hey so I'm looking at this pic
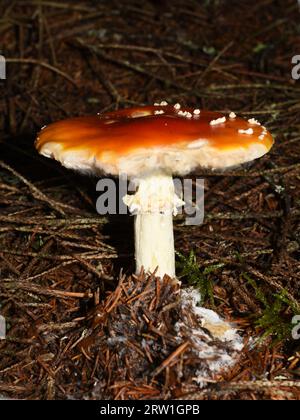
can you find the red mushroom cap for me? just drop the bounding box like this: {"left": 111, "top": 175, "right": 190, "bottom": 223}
{"left": 36, "top": 105, "right": 274, "bottom": 176}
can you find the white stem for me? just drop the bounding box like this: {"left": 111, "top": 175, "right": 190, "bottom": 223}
{"left": 123, "top": 172, "right": 184, "bottom": 278}
{"left": 135, "top": 212, "right": 175, "bottom": 278}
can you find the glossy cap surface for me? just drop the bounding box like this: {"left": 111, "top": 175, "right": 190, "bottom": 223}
{"left": 36, "top": 105, "right": 274, "bottom": 176}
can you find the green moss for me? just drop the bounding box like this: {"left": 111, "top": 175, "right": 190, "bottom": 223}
{"left": 176, "top": 250, "right": 224, "bottom": 305}
{"left": 243, "top": 273, "right": 300, "bottom": 344}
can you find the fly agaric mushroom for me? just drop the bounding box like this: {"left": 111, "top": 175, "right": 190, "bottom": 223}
{"left": 35, "top": 105, "right": 274, "bottom": 278}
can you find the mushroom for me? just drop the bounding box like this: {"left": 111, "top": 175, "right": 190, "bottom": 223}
{"left": 35, "top": 105, "right": 274, "bottom": 278}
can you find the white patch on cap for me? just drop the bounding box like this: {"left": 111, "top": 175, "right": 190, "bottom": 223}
{"left": 259, "top": 126, "right": 268, "bottom": 140}
{"left": 154, "top": 102, "right": 160, "bottom": 106}
{"left": 177, "top": 110, "right": 193, "bottom": 119}
{"left": 248, "top": 118, "right": 261, "bottom": 125}
{"left": 160, "top": 101, "right": 168, "bottom": 106}
{"left": 210, "top": 117, "right": 226, "bottom": 126}
{"left": 187, "top": 139, "right": 208, "bottom": 149}
{"left": 229, "top": 112, "right": 236, "bottom": 119}
{"left": 154, "top": 110, "right": 165, "bottom": 115}
{"left": 174, "top": 103, "right": 181, "bottom": 110}
{"left": 41, "top": 125, "right": 47, "bottom": 130}
{"left": 238, "top": 128, "right": 254, "bottom": 135}
{"left": 193, "top": 109, "right": 201, "bottom": 115}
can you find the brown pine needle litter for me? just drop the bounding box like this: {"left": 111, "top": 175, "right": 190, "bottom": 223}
{"left": 0, "top": 270, "right": 242, "bottom": 400}
{"left": 0, "top": 0, "right": 300, "bottom": 400}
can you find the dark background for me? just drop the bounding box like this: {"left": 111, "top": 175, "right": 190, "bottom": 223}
{"left": 0, "top": 0, "right": 299, "bottom": 400}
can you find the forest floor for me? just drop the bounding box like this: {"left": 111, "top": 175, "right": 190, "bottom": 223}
{"left": 0, "top": 0, "right": 300, "bottom": 400}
